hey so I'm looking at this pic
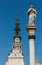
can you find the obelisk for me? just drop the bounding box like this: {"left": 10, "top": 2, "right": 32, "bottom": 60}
{"left": 26, "top": 4, "right": 37, "bottom": 65}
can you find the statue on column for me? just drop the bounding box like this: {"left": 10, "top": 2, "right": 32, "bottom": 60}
{"left": 28, "top": 4, "right": 37, "bottom": 25}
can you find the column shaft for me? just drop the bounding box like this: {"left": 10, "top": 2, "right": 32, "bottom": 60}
{"left": 29, "top": 38, "right": 35, "bottom": 65}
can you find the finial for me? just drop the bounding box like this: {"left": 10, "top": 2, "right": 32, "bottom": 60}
{"left": 14, "top": 18, "right": 21, "bottom": 39}
{"left": 30, "top": 4, "right": 34, "bottom": 8}
{"left": 16, "top": 12, "right": 19, "bottom": 24}
{"left": 16, "top": 18, "right": 19, "bottom": 25}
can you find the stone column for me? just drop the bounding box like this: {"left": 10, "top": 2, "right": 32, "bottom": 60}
{"left": 26, "top": 4, "right": 37, "bottom": 65}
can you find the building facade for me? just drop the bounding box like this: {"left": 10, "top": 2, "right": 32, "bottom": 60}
{"left": 6, "top": 19, "right": 24, "bottom": 65}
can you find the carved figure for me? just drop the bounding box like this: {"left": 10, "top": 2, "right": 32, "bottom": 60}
{"left": 29, "top": 10, "right": 36, "bottom": 25}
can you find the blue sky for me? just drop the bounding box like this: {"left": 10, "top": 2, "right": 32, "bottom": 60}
{"left": 0, "top": 0, "right": 42, "bottom": 65}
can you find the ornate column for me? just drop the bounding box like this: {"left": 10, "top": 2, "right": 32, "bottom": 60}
{"left": 26, "top": 5, "right": 37, "bottom": 65}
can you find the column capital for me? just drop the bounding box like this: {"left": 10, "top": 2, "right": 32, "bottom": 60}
{"left": 26, "top": 25, "right": 37, "bottom": 39}
{"left": 26, "top": 25, "right": 37, "bottom": 31}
